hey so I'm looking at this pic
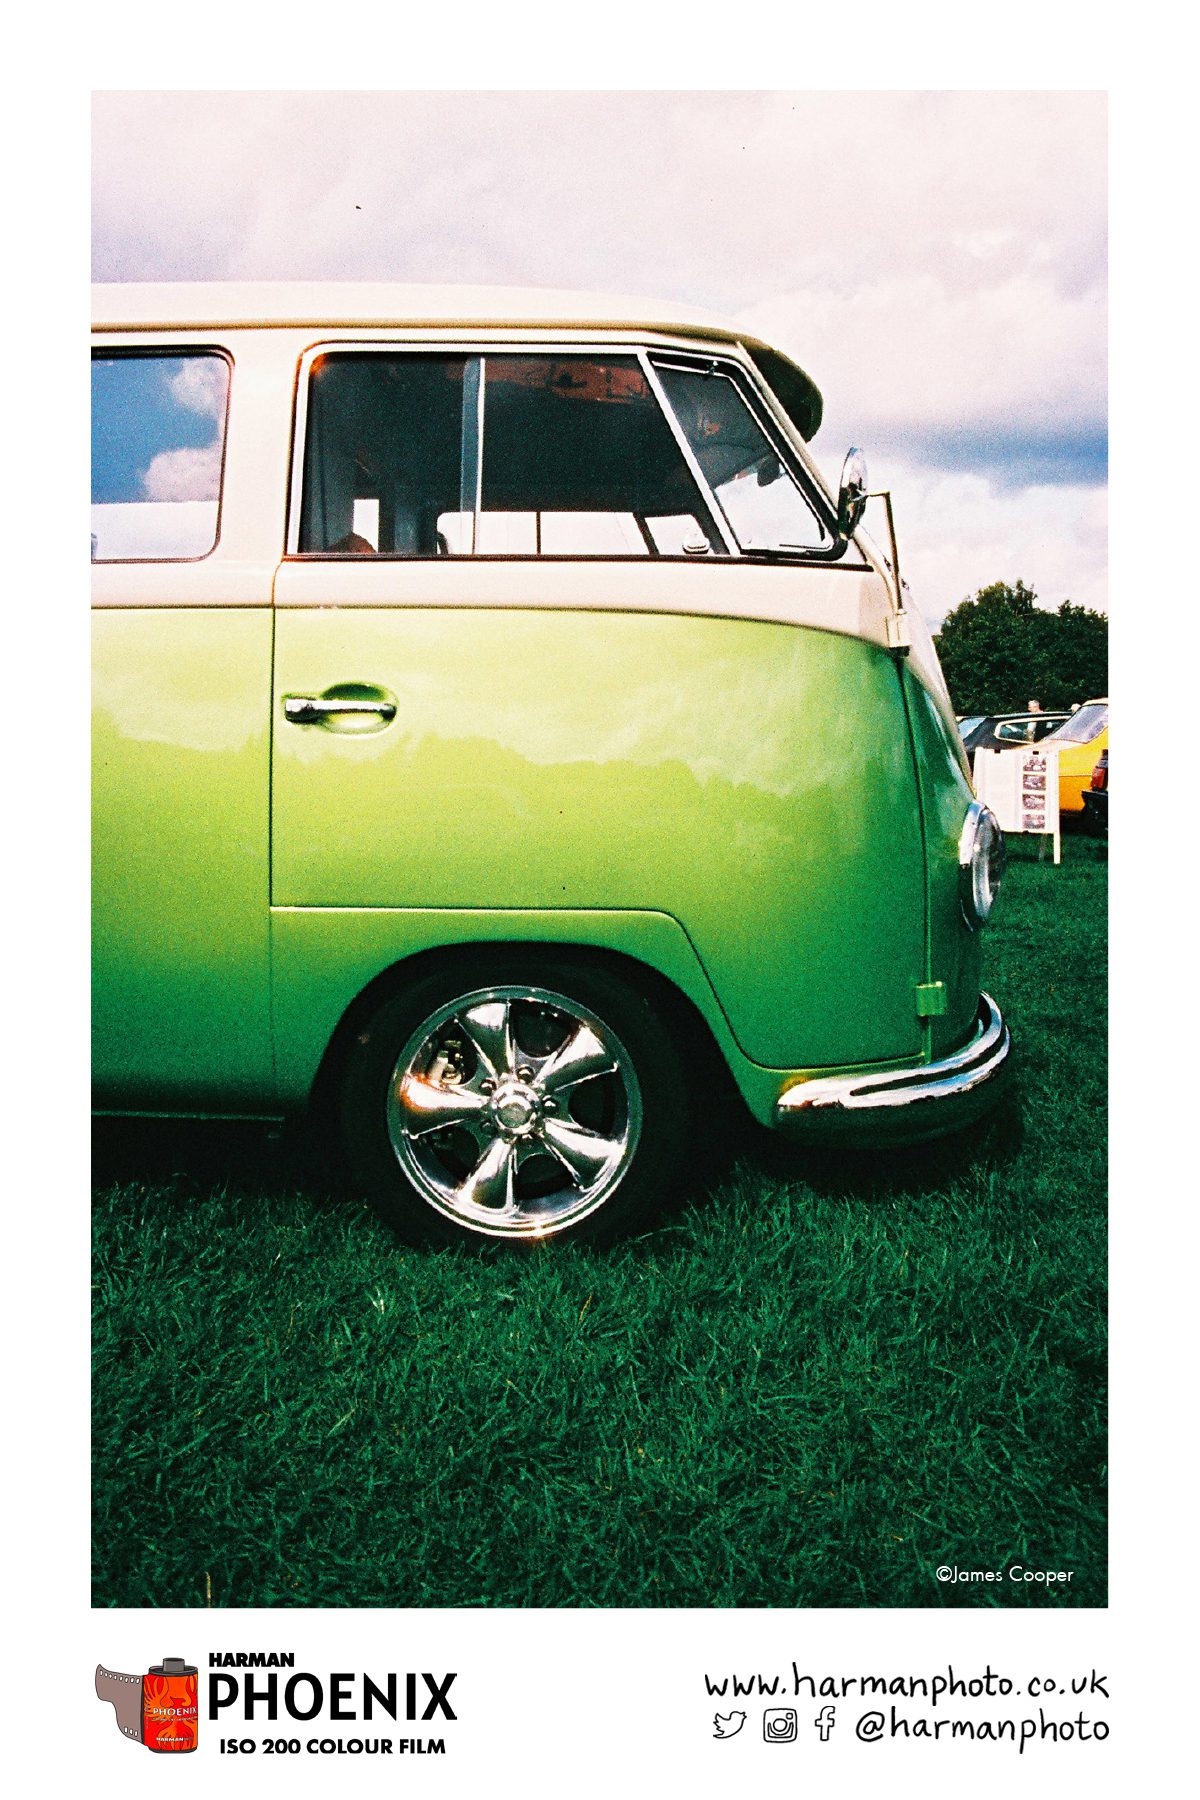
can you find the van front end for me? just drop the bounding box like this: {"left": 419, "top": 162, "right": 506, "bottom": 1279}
{"left": 770, "top": 640, "right": 1012, "bottom": 1146}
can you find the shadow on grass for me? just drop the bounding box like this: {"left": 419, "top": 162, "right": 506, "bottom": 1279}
{"left": 93, "top": 1070, "right": 1027, "bottom": 1256}
{"left": 92, "top": 1113, "right": 346, "bottom": 1206}
{"left": 696, "top": 1081, "right": 1025, "bottom": 1203}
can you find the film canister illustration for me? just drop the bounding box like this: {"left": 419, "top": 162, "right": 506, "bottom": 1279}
{"left": 96, "top": 1658, "right": 198, "bottom": 1753}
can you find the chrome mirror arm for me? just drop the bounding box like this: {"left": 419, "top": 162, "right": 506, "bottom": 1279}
{"left": 859, "top": 487, "right": 910, "bottom": 653}
{"left": 863, "top": 488, "right": 902, "bottom": 614}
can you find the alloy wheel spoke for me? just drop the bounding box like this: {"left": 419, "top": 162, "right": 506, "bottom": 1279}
{"left": 458, "top": 1134, "right": 519, "bottom": 1213}
{"left": 540, "top": 1115, "right": 622, "bottom": 1186}
{"left": 457, "top": 1000, "right": 516, "bottom": 1081}
{"left": 397, "top": 1073, "right": 489, "bottom": 1138}
{"left": 534, "top": 1022, "right": 618, "bottom": 1096}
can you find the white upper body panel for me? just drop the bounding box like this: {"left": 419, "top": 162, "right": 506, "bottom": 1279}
{"left": 92, "top": 281, "right": 746, "bottom": 338}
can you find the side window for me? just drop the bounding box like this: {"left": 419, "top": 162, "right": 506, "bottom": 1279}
{"left": 91, "top": 352, "right": 230, "bottom": 561}
{"left": 653, "top": 362, "right": 829, "bottom": 554}
{"left": 296, "top": 351, "right": 725, "bottom": 557}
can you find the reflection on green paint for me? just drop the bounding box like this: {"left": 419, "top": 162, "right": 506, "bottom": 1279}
{"left": 92, "top": 608, "right": 272, "bottom": 1106}
{"left": 272, "top": 610, "right": 929, "bottom": 1070}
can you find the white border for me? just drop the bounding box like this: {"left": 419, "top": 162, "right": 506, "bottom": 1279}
{"left": 7, "top": 25, "right": 1189, "bottom": 1796}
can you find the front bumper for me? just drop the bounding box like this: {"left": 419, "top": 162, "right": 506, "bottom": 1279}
{"left": 774, "top": 993, "right": 1011, "bottom": 1144}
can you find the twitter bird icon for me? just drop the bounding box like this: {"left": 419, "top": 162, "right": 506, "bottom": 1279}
{"left": 713, "top": 1711, "right": 746, "bottom": 1739}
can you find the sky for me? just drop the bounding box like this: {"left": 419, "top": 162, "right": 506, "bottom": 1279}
{"left": 91, "top": 90, "right": 1106, "bottom": 624}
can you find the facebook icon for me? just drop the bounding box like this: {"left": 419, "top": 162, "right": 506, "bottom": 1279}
{"left": 814, "top": 1705, "right": 836, "bottom": 1741}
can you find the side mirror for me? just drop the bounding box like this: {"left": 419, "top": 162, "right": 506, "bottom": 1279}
{"left": 837, "top": 447, "right": 868, "bottom": 539}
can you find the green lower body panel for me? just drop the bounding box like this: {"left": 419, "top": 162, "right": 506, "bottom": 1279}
{"left": 92, "top": 608, "right": 273, "bottom": 1109}
{"left": 269, "top": 905, "right": 925, "bottom": 1128}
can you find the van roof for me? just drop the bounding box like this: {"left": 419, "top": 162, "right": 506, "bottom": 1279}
{"left": 92, "top": 279, "right": 744, "bottom": 335}
{"left": 91, "top": 281, "right": 824, "bottom": 438}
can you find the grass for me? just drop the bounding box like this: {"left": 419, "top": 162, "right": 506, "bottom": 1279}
{"left": 92, "top": 836, "right": 1106, "bottom": 1609}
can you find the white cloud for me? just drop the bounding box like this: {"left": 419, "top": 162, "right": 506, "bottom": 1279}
{"left": 740, "top": 271, "right": 1105, "bottom": 454}
{"left": 141, "top": 444, "right": 222, "bottom": 503}
{"left": 813, "top": 450, "right": 1108, "bottom": 625}
{"left": 168, "top": 357, "right": 226, "bottom": 418}
{"left": 91, "top": 92, "right": 1106, "bottom": 310}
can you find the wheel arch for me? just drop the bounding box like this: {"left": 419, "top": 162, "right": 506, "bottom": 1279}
{"left": 304, "top": 937, "right": 740, "bottom": 1129}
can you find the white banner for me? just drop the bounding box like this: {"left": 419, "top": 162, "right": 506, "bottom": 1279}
{"left": 974, "top": 747, "right": 1061, "bottom": 864}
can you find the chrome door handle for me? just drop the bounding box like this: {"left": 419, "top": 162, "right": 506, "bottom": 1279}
{"left": 284, "top": 695, "right": 397, "bottom": 725}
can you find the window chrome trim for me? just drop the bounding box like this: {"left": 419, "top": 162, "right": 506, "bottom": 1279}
{"left": 636, "top": 352, "right": 739, "bottom": 557}
{"left": 648, "top": 350, "right": 842, "bottom": 558}
{"left": 462, "top": 354, "right": 485, "bottom": 554}
{"left": 280, "top": 550, "right": 873, "bottom": 569}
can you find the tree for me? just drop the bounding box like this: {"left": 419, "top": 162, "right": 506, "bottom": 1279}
{"left": 934, "top": 581, "right": 1108, "bottom": 716}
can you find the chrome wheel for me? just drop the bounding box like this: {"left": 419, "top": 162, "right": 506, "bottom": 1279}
{"left": 385, "top": 985, "right": 643, "bottom": 1239}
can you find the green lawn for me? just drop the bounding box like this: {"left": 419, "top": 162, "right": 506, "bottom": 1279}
{"left": 92, "top": 838, "right": 1107, "bottom": 1609}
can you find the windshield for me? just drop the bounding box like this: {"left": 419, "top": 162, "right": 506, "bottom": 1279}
{"left": 1045, "top": 701, "right": 1108, "bottom": 747}
{"left": 957, "top": 717, "right": 985, "bottom": 737}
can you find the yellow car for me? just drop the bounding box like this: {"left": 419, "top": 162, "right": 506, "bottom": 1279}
{"left": 1042, "top": 698, "right": 1109, "bottom": 815}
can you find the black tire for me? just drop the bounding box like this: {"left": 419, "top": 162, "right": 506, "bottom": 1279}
{"left": 339, "top": 950, "right": 693, "bottom": 1247}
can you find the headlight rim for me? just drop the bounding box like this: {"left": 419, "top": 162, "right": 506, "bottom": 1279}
{"left": 958, "top": 800, "right": 1005, "bottom": 931}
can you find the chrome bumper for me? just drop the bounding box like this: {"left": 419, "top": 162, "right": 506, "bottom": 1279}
{"left": 774, "top": 994, "right": 1011, "bottom": 1142}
